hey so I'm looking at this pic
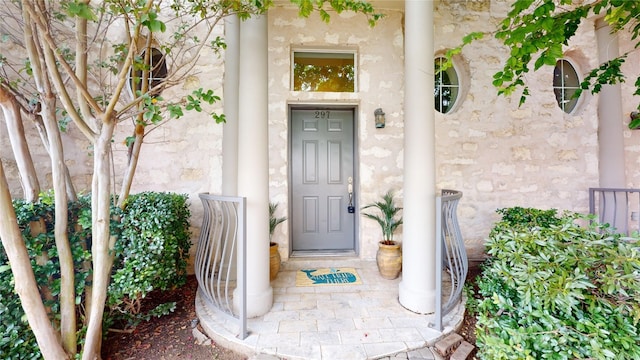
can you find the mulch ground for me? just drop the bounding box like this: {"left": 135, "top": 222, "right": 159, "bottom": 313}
{"left": 102, "top": 275, "right": 246, "bottom": 360}
{"left": 458, "top": 261, "right": 483, "bottom": 360}
{"left": 103, "top": 265, "right": 484, "bottom": 360}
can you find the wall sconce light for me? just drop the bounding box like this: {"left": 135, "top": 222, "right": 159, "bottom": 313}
{"left": 374, "top": 108, "right": 385, "bottom": 128}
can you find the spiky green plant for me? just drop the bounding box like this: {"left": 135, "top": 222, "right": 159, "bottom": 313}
{"left": 269, "top": 202, "right": 287, "bottom": 243}
{"left": 362, "top": 190, "right": 403, "bottom": 244}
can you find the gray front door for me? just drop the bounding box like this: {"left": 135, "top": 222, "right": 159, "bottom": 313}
{"left": 290, "top": 108, "right": 356, "bottom": 253}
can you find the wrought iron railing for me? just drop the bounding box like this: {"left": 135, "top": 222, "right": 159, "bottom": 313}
{"left": 589, "top": 188, "right": 640, "bottom": 236}
{"left": 435, "top": 189, "right": 467, "bottom": 331}
{"left": 194, "top": 193, "right": 247, "bottom": 339}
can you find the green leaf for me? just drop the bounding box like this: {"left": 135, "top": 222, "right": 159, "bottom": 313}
{"left": 66, "top": 1, "right": 97, "bottom": 21}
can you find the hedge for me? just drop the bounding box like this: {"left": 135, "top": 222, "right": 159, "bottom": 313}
{"left": 476, "top": 207, "right": 640, "bottom": 359}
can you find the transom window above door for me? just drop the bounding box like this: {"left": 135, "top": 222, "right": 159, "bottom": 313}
{"left": 292, "top": 50, "right": 356, "bottom": 92}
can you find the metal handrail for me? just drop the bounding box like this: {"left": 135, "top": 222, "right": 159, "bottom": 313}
{"left": 435, "top": 189, "right": 467, "bottom": 331}
{"left": 589, "top": 188, "right": 640, "bottom": 236}
{"left": 194, "top": 193, "right": 247, "bottom": 339}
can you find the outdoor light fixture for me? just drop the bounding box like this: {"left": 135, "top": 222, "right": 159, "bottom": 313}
{"left": 374, "top": 108, "right": 385, "bottom": 128}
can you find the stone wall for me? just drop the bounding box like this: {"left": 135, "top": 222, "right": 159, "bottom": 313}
{"left": 3, "top": 1, "right": 640, "bottom": 267}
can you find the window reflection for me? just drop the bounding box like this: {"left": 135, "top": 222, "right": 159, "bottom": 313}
{"left": 293, "top": 52, "right": 355, "bottom": 92}
{"left": 435, "top": 57, "right": 459, "bottom": 113}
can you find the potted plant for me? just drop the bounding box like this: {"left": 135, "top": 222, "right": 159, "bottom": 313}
{"left": 269, "top": 202, "right": 287, "bottom": 281}
{"left": 362, "top": 190, "right": 403, "bottom": 279}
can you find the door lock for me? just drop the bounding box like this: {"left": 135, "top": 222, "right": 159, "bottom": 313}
{"left": 347, "top": 177, "right": 355, "bottom": 213}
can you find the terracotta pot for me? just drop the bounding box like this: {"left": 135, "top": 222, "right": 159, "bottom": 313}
{"left": 376, "top": 241, "right": 402, "bottom": 279}
{"left": 269, "top": 243, "right": 281, "bottom": 281}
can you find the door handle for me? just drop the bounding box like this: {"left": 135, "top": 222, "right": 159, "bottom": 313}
{"left": 347, "top": 177, "right": 355, "bottom": 213}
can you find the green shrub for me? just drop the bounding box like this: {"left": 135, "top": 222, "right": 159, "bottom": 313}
{"left": 107, "top": 192, "right": 191, "bottom": 327}
{"left": 476, "top": 208, "right": 640, "bottom": 359}
{"left": 0, "top": 191, "right": 191, "bottom": 358}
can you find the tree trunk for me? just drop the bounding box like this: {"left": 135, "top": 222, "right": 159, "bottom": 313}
{"left": 117, "top": 125, "right": 144, "bottom": 208}
{"left": 27, "top": 112, "right": 78, "bottom": 202}
{"left": 82, "top": 120, "right": 117, "bottom": 360}
{"left": 40, "top": 93, "right": 77, "bottom": 355}
{"left": 0, "top": 161, "right": 69, "bottom": 360}
{"left": 0, "top": 87, "right": 40, "bottom": 202}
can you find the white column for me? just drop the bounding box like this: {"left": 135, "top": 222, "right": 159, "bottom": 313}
{"left": 222, "top": 15, "right": 240, "bottom": 196}
{"left": 237, "top": 14, "right": 273, "bottom": 317}
{"left": 595, "top": 19, "right": 627, "bottom": 231}
{"left": 595, "top": 19, "right": 626, "bottom": 188}
{"left": 399, "top": 1, "right": 436, "bottom": 314}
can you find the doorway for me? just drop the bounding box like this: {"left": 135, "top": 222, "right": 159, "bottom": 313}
{"left": 289, "top": 107, "right": 357, "bottom": 255}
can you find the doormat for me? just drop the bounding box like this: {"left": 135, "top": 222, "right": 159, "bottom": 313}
{"left": 295, "top": 267, "right": 362, "bottom": 287}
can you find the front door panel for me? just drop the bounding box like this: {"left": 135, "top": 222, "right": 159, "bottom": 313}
{"left": 291, "top": 109, "right": 355, "bottom": 252}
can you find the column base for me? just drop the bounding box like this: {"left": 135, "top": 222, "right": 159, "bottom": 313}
{"left": 398, "top": 280, "right": 435, "bottom": 314}
{"left": 235, "top": 286, "right": 273, "bottom": 318}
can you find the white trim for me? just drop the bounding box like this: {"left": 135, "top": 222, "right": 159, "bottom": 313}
{"left": 554, "top": 57, "right": 584, "bottom": 115}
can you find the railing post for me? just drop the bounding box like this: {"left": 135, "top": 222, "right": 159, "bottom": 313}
{"left": 435, "top": 195, "right": 443, "bottom": 331}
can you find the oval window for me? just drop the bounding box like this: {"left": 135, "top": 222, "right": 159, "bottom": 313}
{"left": 553, "top": 59, "right": 581, "bottom": 114}
{"left": 129, "top": 47, "right": 167, "bottom": 97}
{"left": 434, "top": 56, "right": 460, "bottom": 114}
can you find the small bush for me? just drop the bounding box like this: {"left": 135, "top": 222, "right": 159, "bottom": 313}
{"left": 476, "top": 208, "right": 640, "bottom": 359}
{"left": 107, "top": 192, "right": 191, "bottom": 327}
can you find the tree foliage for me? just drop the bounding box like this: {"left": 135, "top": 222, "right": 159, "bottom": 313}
{"left": 454, "top": 0, "right": 640, "bottom": 114}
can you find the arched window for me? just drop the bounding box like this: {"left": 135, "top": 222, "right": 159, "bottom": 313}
{"left": 434, "top": 56, "right": 460, "bottom": 114}
{"left": 553, "top": 59, "right": 581, "bottom": 114}
{"left": 129, "top": 47, "right": 167, "bottom": 97}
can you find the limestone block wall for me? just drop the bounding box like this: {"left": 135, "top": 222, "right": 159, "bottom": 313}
{"left": 434, "top": 1, "right": 601, "bottom": 255}
{"left": 268, "top": 6, "right": 406, "bottom": 260}
{"left": 4, "top": 0, "right": 640, "bottom": 268}
{"left": 268, "top": 1, "right": 607, "bottom": 261}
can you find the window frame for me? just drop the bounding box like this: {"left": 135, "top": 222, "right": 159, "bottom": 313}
{"left": 553, "top": 58, "right": 583, "bottom": 114}
{"left": 128, "top": 47, "right": 167, "bottom": 99}
{"left": 434, "top": 56, "right": 461, "bottom": 114}
{"left": 290, "top": 48, "right": 358, "bottom": 93}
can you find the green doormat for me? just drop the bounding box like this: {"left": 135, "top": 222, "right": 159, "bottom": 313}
{"left": 295, "top": 267, "right": 362, "bottom": 286}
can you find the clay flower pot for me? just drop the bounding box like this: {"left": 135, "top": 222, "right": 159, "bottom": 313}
{"left": 376, "top": 241, "right": 402, "bottom": 280}
{"left": 269, "top": 242, "right": 281, "bottom": 281}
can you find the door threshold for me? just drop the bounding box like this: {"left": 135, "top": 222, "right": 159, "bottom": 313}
{"left": 290, "top": 250, "right": 357, "bottom": 258}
